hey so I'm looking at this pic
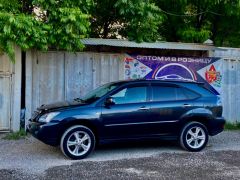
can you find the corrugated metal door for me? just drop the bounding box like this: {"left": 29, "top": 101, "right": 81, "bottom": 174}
{"left": 221, "top": 59, "right": 240, "bottom": 123}
{"left": 0, "top": 74, "right": 11, "bottom": 130}
{"left": 32, "top": 52, "right": 65, "bottom": 111}
{"left": 0, "top": 55, "right": 12, "bottom": 131}
{"left": 31, "top": 52, "right": 124, "bottom": 111}
{"left": 214, "top": 49, "right": 240, "bottom": 122}
{"left": 65, "top": 52, "right": 124, "bottom": 100}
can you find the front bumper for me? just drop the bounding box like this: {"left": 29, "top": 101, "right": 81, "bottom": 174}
{"left": 27, "top": 120, "right": 61, "bottom": 146}
{"left": 208, "top": 117, "right": 226, "bottom": 136}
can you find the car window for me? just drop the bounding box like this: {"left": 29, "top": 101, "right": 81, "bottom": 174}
{"left": 81, "top": 82, "right": 121, "bottom": 103}
{"left": 176, "top": 88, "right": 199, "bottom": 100}
{"left": 152, "top": 86, "right": 177, "bottom": 101}
{"left": 152, "top": 86, "right": 199, "bottom": 102}
{"left": 111, "top": 86, "right": 147, "bottom": 104}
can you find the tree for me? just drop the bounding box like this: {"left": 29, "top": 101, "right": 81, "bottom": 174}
{"left": 0, "top": 0, "right": 91, "bottom": 61}
{"left": 155, "top": 0, "right": 240, "bottom": 46}
{"left": 89, "top": 0, "right": 163, "bottom": 42}
{"left": 1, "top": 0, "right": 240, "bottom": 61}
{"left": 0, "top": 0, "right": 163, "bottom": 61}
{"left": 89, "top": 0, "right": 240, "bottom": 46}
{"left": 114, "top": 0, "right": 163, "bottom": 42}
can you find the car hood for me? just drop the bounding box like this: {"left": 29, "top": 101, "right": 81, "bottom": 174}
{"left": 37, "top": 100, "right": 86, "bottom": 111}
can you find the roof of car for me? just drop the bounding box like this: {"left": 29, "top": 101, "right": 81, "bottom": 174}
{"left": 113, "top": 79, "right": 204, "bottom": 85}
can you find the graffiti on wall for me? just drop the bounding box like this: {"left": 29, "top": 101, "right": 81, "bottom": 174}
{"left": 124, "top": 54, "right": 222, "bottom": 95}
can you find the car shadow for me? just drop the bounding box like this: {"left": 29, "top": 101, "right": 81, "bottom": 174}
{"left": 95, "top": 139, "right": 180, "bottom": 151}
{"left": 82, "top": 139, "right": 184, "bottom": 161}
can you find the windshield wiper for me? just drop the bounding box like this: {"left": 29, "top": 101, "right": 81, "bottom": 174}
{"left": 73, "top": 98, "right": 85, "bottom": 103}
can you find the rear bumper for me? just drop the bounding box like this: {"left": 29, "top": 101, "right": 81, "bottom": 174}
{"left": 208, "top": 117, "right": 225, "bottom": 136}
{"left": 26, "top": 120, "right": 60, "bottom": 146}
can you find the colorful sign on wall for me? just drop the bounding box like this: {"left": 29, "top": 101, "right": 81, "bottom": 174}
{"left": 124, "top": 54, "right": 223, "bottom": 95}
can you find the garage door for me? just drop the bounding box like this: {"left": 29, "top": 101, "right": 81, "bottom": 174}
{"left": 0, "top": 75, "right": 11, "bottom": 130}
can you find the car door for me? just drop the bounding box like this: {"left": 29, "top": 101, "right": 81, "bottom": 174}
{"left": 147, "top": 83, "right": 199, "bottom": 136}
{"left": 100, "top": 83, "right": 151, "bottom": 139}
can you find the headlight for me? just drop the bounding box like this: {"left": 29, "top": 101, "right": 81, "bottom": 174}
{"left": 38, "top": 112, "right": 60, "bottom": 123}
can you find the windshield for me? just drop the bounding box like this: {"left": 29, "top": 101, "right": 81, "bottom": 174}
{"left": 80, "top": 82, "right": 120, "bottom": 103}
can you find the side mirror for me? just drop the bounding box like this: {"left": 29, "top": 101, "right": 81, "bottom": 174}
{"left": 104, "top": 97, "right": 115, "bottom": 106}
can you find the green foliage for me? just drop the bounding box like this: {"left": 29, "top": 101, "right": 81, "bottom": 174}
{"left": 0, "top": 13, "right": 48, "bottom": 61}
{"left": 3, "top": 128, "right": 27, "bottom": 140}
{"left": 115, "top": 0, "right": 163, "bottom": 42}
{"left": 0, "top": 0, "right": 90, "bottom": 61}
{"left": 155, "top": 0, "right": 240, "bottom": 45}
{"left": 1, "top": 0, "right": 240, "bottom": 61}
{"left": 224, "top": 122, "right": 240, "bottom": 130}
{"left": 33, "top": 0, "right": 92, "bottom": 51}
{"left": 89, "top": 0, "right": 163, "bottom": 42}
{"left": 90, "top": 0, "right": 240, "bottom": 46}
{"left": 178, "top": 28, "right": 211, "bottom": 43}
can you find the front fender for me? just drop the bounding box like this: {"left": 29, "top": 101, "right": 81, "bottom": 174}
{"left": 50, "top": 106, "right": 102, "bottom": 142}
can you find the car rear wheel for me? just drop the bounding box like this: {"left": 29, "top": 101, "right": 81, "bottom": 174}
{"left": 60, "top": 125, "right": 95, "bottom": 160}
{"left": 180, "top": 122, "right": 208, "bottom": 152}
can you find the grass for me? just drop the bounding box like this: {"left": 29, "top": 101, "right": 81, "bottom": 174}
{"left": 3, "top": 128, "right": 27, "bottom": 140}
{"left": 224, "top": 122, "right": 240, "bottom": 130}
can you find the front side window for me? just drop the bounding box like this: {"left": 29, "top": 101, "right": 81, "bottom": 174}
{"left": 81, "top": 82, "right": 122, "bottom": 103}
{"left": 111, "top": 86, "right": 147, "bottom": 104}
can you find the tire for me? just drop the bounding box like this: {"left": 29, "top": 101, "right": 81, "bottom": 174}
{"left": 179, "top": 121, "right": 208, "bottom": 152}
{"left": 60, "top": 125, "right": 95, "bottom": 160}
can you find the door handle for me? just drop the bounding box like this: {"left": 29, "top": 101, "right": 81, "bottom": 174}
{"left": 139, "top": 106, "right": 149, "bottom": 110}
{"left": 183, "top": 104, "right": 192, "bottom": 107}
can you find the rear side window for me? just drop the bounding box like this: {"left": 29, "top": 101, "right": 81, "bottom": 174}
{"left": 197, "top": 84, "right": 216, "bottom": 96}
{"left": 176, "top": 88, "right": 199, "bottom": 100}
{"left": 152, "top": 86, "right": 176, "bottom": 101}
{"left": 152, "top": 86, "right": 199, "bottom": 102}
{"left": 181, "top": 83, "right": 215, "bottom": 97}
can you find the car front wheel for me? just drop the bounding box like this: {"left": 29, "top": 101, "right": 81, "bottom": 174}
{"left": 60, "top": 125, "right": 95, "bottom": 160}
{"left": 180, "top": 122, "right": 208, "bottom": 152}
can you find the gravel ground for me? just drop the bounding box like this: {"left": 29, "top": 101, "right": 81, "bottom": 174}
{"left": 0, "top": 131, "right": 240, "bottom": 179}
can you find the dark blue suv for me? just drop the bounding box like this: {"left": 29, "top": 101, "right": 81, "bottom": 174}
{"left": 27, "top": 80, "right": 225, "bottom": 159}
